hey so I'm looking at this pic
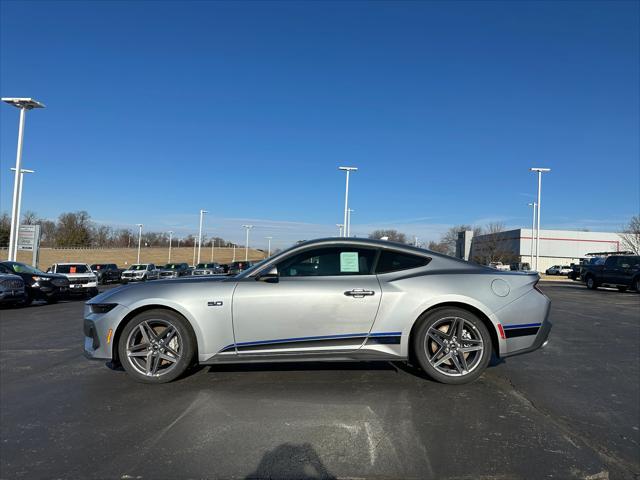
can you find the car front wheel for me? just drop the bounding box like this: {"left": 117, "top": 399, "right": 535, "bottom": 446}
{"left": 413, "top": 307, "right": 492, "bottom": 385}
{"left": 586, "top": 276, "right": 598, "bottom": 290}
{"left": 118, "top": 309, "right": 195, "bottom": 384}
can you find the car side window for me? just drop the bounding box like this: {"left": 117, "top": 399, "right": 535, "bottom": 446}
{"left": 376, "top": 250, "right": 431, "bottom": 274}
{"left": 278, "top": 247, "right": 376, "bottom": 277}
{"left": 604, "top": 257, "right": 617, "bottom": 267}
{"left": 617, "top": 257, "right": 631, "bottom": 268}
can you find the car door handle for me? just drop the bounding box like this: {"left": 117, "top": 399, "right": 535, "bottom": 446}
{"left": 344, "top": 289, "right": 375, "bottom": 298}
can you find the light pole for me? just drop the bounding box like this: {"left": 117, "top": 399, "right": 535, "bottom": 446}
{"left": 414, "top": 236, "right": 419, "bottom": 247}
{"left": 210, "top": 238, "right": 215, "bottom": 262}
{"left": 336, "top": 224, "right": 343, "bottom": 237}
{"left": 232, "top": 244, "right": 236, "bottom": 262}
{"left": 197, "top": 209, "right": 208, "bottom": 265}
{"left": 530, "top": 167, "right": 551, "bottom": 272}
{"left": 167, "top": 231, "right": 174, "bottom": 263}
{"left": 265, "top": 236, "right": 272, "bottom": 257}
{"left": 242, "top": 225, "right": 254, "bottom": 261}
{"left": 9, "top": 167, "right": 35, "bottom": 259}
{"left": 136, "top": 224, "right": 143, "bottom": 264}
{"left": 347, "top": 209, "right": 354, "bottom": 237}
{"left": 528, "top": 202, "right": 537, "bottom": 268}
{"left": 338, "top": 166, "right": 357, "bottom": 237}
{"left": 2, "top": 98, "right": 45, "bottom": 261}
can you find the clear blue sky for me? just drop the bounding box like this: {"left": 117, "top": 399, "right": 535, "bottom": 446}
{"left": 1, "top": 0, "right": 638, "bottom": 248}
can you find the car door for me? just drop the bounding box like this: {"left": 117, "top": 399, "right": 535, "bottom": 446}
{"left": 231, "top": 246, "right": 381, "bottom": 354}
{"left": 616, "top": 256, "right": 636, "bottom": 286}
{"left": 602, "top": 256, "right": 619, "bottom": 284}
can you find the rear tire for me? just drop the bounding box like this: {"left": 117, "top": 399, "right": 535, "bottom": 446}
{"left": 413, "top": 307, "right": 492, "bottom": 385}
{"left": 634, "top": 278, "right": 640, "bottom": 293}
{"left": 118, "top": 309, "right": 196, "bottom": 384}
{"left": 617, "top": 286, "right": 628, "bottom": 293}
{"left": 585, "top": 276, "right": 598, "bottom": 290}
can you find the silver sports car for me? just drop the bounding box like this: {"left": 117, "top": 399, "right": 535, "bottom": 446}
{"left": 84, "top": 238, "right": 551, "bottom": 384}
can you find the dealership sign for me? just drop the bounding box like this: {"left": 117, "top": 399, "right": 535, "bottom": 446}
{"left": 17, "top": 225, "right": 41, "bottom": 267}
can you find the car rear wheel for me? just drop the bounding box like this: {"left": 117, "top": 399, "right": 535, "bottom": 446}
{"left": 634, "top": 278, "right": 640, "bottom": 293}
{"left": 617, "top": 286, "right": 628, "bottom": 293}
{"left": 413, "top": 307, "right": 492, "bottom": 385}
{"left": 585, "top": 276, "right": 598, "bottom": 290}
{"left": 118, "top": 309, "right": 195, "bottom": 384}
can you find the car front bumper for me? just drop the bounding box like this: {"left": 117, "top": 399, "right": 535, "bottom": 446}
{"left": 0, "top": 289, "right": 26, "bottom": 303}
{"left": 83, "top": 303, "right": 130, "bottom": 360}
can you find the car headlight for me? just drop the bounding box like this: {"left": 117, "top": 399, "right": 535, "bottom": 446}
{"left": 89, "top": 303, "right": 118, "bottom": 314}
{"left": 32, "top": 276, "right": 50, "bottom": 282}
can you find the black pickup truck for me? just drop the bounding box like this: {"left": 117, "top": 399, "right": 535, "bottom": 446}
{"left": 582, "top": 255, "right": 640, "bottom": 292}
{"left": 90, "top": 264, "right": 122, "bottom": 284}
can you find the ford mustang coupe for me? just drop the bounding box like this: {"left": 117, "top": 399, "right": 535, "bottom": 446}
{"left": 84, "top": 238, "right": 551, "bottom": 384}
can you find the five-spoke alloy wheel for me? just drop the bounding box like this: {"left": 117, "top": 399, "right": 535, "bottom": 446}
{"left": 413, "top": 307, "right": 492, "bottom": 384}
{"left": 118, "top": 309, "right": 195, "bottom": 383}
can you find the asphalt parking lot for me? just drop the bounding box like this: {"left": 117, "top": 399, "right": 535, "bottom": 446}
{"left": 1, "top": 283, "right": 638, "bottom": 480}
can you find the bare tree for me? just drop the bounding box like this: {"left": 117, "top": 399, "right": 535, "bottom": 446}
{"left": 21, "top": 210, "right": 40, "bottom": 225}
{"left": 620, "top": 215, "right": 640, "bottom": 254}
{"left": 0, "top": 213, "right": 9, "bottom": 248}
{"left": 471, "top": 222, "right": 515, "bottom": 264}
{"left": 427, "top": 240, "right": 449, "bottom": 254}
{"left": 55, "top": 211, "right": 93, "bottom": 247}
{"left": 438, "top": 224, "right": 482, "bottom": 256}
{"left": 368, "top": 229, "right": 408, "bottom": 243}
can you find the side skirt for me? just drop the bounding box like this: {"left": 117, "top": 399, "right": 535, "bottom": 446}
{"left": 200, "top": 350, "right": 406, "bottom": 365}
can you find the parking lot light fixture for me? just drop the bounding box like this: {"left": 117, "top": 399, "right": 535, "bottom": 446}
{"left": 242, "top": 225, "right": 254, "bottom": 261}
{"left": 528, "top": 203, "right": 537, "bottom": 268}
{"left": 530, "top": 167, "right": 551, "bottom": 272}
{"left": 336, "top": 224, "right": 343, "bottom": 237}
{"left": 9, "top": 167, "right": 35, "bottom": 259}
{"left": 347, "top": 209, "right": 354, "bottom": 237}
{"left": 211, "top": 238, "right": 215, "bottom": 262}
{"left": 265, "top": 236, "right": 272, "bottom": 257}
{"left": 136, "top": 224, "right": 143, "bottom": 263}
{"left": 2, "top": 98, "right": 45, "bottom": 261}
{"left": 167, "top": 231, "right": 174, "bottom": 263}
{"left": 338, "top": 166, "right": 357, "bottom": 237}
{"left": 197, "top": 210, "right": 208, "bottom": 265}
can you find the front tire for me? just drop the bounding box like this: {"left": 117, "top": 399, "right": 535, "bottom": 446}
{"left": 585, "top": 275, "right": 598, "bottom": 290}
{"left": 118, "top": 309, "right": 195, "bottom": 384}
{"left": 413, "top": 307, "right": 492, "bottom": 385}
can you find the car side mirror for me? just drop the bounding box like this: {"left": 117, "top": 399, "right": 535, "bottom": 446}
{"left": 257, "top": 266, "right": 279, "bottom": 283}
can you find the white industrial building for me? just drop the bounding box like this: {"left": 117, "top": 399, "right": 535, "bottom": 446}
{"left": 457, "top": 228, "right": 625, "bottom": 271}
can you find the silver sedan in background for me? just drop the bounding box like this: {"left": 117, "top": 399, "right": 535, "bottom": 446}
{"left": 84, "top": 238, "right": 551, "bottom": 384}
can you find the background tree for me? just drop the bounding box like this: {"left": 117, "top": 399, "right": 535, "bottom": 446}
{"left": 55, "top": 211, "right": 93, "bottom": 247}
{"left": 620, "top": 215, "right": 640, "bottom": 254}
{"left": 0, "top": 213, "right": 10, "bottom": 248}
{"left": 427, "top": 240, "right": 449, "bottom": 254}
{"left": 435, "top": 224, "right": 483, "bottom": 256}
{"left": 368, "top": 229, "right": 408, "bottom": 243}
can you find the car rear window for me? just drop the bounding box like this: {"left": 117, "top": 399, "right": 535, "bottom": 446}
{"left": 56, "top": 264, "right": 90, "bottom": 274}
{"left": 375, "top": 250, "right": 431, "bottom": 274}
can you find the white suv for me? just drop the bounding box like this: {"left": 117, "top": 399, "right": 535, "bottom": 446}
{"left": 121, "top": 264, "right": 159, "bottom": 283}
{"left": 47, "top": 263, "right": 98, "bottom": 296}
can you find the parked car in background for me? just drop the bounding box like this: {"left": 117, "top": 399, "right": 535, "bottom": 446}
{"left": 121, "top": 264, "right": 159, "bottom": 283}
{"left": 90, "top": 264, "right": 122, "bottom": 284}
{"left": 192, "top": 263, "right": 224, "bottom": 275}
{"left": 48, "top": 263, "right": 99, "bottom": 297}
{"left": 0, "top": 273, "right": 26, "bottom": 306}
{"left": 488, "top": 262, "right": 510, "bottom": 271}
{"left": 227, "top": 261, "right": 254, "bottom": 275}
{"left": 84, "top": 237, "right": 551, "bottom": 385}
{"left": 0, "top": 261, "right": 69, "bottom": 305}
{"left": 159, "top": 263, "right": 191, "bottom": 279}
{"left": 546, "top": 265, "right": 572, "bottom": 276}
{"left": 510, "top": 262, "right": 531, "bottom": 271}
{"left": 582, "top": 255, "right": 640, "bottom": 292}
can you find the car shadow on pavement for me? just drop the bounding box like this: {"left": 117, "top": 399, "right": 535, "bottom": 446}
{"left": 245, "top": 442, "right": 336, "bottom": 480}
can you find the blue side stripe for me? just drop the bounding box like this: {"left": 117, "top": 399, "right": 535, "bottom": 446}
{"left": 219, "top": 331, "right": 402, "bottom": 352}
{"left": 503, "top": 323, "right": 542, "bottom": 330}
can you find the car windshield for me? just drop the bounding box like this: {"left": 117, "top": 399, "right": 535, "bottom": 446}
{"left": 129, "top": 265, "right": 147, "bottom": 271}
{"left": 90, "top": 264, "right": 103, "bottom": 269}
{"left": 56, "top": 264, "right": 90, "bottom": 274}
{"left": 164, "top": 264, "right": 181, "bottom": 269}
{"left": 5, "top": 262, "right": 45, "bottom": 275}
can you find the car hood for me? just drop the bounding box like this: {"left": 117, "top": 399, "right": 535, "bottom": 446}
{"left": 87, "top": 275, "right": 231, "bottom": 305}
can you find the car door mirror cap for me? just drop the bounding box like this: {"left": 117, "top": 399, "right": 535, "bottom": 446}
{"left": 257, "top": 266, "right": 279, "bottom": 283}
